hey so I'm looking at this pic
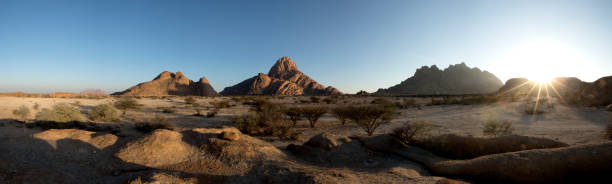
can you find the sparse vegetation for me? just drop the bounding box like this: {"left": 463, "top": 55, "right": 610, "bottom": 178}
{"left": 331, "top": 106, "right": 351, "bottom": 125}
{"left": 89, "top": 104, "right": 120, "bottom": 122}
{"left": 283, "top": 107, "right": 303, "bottom": 126}
{"left": 135, "top": 115, "right": 175, "bottom": 133}
{"left": 524, "top": 103, "right": 546, "bottom": 115}
{"left": 392, "top": 119, "right": 436, "bottom": 145}
{"left": 309, "top": 96, "right": 320, "bottom": 103}
{"left": 482, "top": 120, "right": 514, "bottom": 137}
{"left": 36, "top": 103, "right": 86, "bottom": 123}
{"left": 346, "top": 105, "right": 395, "bottom": 136}
{"left": 299, "top": 106, "right": 328, "bottom": 128}
{"left": 210, "top": 100, "right": 231, "bottom": 110}
{"left": 162, "top": 107, "right": 177, "bottom": 114}
{"left": 12, "top": 105, "right": 30, "bottom": 123}
{"left": 114, "top": 98, "right": 142, "bottom": 116}
{"left": 33, "top": 103, "right": 40, "bottom": 110}
{"left": 192, "top": 103, "right": 204, "bottom": 116}
{"left": 233, "top": 100, "right": 297, "bottom": 139}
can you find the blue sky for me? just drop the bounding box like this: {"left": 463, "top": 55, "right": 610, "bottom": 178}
{"left": 1, "top": 0, "right": 611, "bottom": 94}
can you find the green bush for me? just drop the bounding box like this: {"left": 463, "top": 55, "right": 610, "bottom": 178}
{"left": 346, "top": 105, "right": 395, "bottom": 136}
{"left": 392, "top": 119, "right": 436, "bottom": 145}
{"left": 36, "top": 103, "right": 86, "bottom": 123}
{"left": 89, "top": 104, "right": 120, "bottom": 122}
{"left": 482, "top": 120, "right": 514, "bottom": 137}
{"left": 134, "top": 115, "right": 175, "bottom": 133}
{"left": 114, "top": 98, "right": 142, "bottom": 116}
{"left": 12, "top": 105, "right": 31, "bottom": 123}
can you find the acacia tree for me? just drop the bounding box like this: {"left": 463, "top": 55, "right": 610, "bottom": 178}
{"left": 114, "top": 98, "right": 142, "bottom": 116}
{"left": 331, "top": 106, "right": 351, "bottom": 125}
{"left": 346, "top": 105, "right": 395, "bottom": 136}
{"left": 283, "top": 107, "right": 302, "bottom": 127}
{"left": 299, "top": 106, "right": 328, "bottom": 128}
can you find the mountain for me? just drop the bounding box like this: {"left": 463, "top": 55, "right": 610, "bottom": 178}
{"left": 113, "top": 71, "right": 219, "bottom": 96}
{"left": 497, "top": 76, "right": 612, "bottom": 106}
{"left": 220, "top": 56, "right": 342, "bottom": 96}
{"left": 80, "top": 89, "right": 107, "bottom": 95}
{"left": 375, "top": 63, "right": 503, "bottom": 95}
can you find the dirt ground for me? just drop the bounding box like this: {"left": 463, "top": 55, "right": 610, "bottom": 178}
{"left": 0, "top": 96, "right": 610, "bottom": 183}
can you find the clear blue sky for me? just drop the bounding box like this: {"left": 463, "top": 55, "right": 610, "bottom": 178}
{"left": 1, "top": 0, "right": 611, "bottom": 94}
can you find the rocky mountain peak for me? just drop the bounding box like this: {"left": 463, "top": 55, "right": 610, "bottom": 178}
{"left": 268, "top": 56, "right": 299, "bottom": 78}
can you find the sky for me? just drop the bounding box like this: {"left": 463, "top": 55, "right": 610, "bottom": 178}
{"left": 1, "top": 0, "right": 611, "bottom": 94}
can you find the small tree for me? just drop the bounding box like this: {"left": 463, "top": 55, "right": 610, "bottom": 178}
{"left": 346, "top": 105, "right": 395, "bottom": 136}
{"left": 89, "top": 104, "right": 120, "bottom": 122}
{"left": 331, "top": 106, "right": 351, "bottom": 125}
{"left": 12, "top": 105, "right": 30, "bottom": 123}
{"left": 114, "top": 98, "right": 142, "bottom": 116}
{"left": 392, "top": 119, "right": 435, "bottom": 144}
{"left": 482, "top": 120, "right": 513, "bottom": 137}
{"left": 283, "top": 107, "right": 303, "bottom": 127}
{"left": 184, "top": 97, "right": 196, "bottom": 104}
{"left": 299, "top": 106, "right": 328, "bottom": 128}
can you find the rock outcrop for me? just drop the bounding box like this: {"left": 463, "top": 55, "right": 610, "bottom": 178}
{"left": 497, "top": 76, "right": 612, "bottom": 106}
{"left": 113, "top": 71, "right": 219, "bottom": 96}
{"left": 375, "top": 63, "right": 503, "bottom": 95}
{"left": 220, "top": 56, "right": 342, "bottom": 96}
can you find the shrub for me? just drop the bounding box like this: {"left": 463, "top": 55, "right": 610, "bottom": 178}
{"left": 392, "top": 119, "right": 436, "bottom": 145}
{"left": 114, "top": 98, "right": 142, "bottom": 116}
{"left": 36, "top": 103, "right": 87, "bottom": 123}
{"left": 73, "top": 101, "right": 82, "bottom": 107}
{"left": 482, "top": 120, "right": 514, "bottom": 137}
{"left": 134, "top": 115, "right": 175, "bottom": 133}
{"left": 310, "top": 96, "right": 320, "bottom": 103}
{"left": 184, "top": 97, "right": 196, "bottom": 104}
{"left": 12, "top": 105, "right": 31, "bottom": 123}
{"left": 524, "top": 103, "right": 545, "bottom": 115}
{"left": 395, "top": 98, "right": 417, "bottom": 109}
{"left": 299, "top": 106, "right": 328, "bottom": 128}
{"left": 162, "top": 107, "right": 177, "bottom": 114}
{"left": 192, "top": 103, "right": 204, "bottom": 116}
{"left": 33, "top": 103, "right": 40, "bottom": 110}
{"left": 346, "top": 105, "right": 395, "bottom": 136}
{"left": 283, "top": 107, "right": 303, "bottom": 126}
{"left": 233, "top": 100, "right": 288, "bottom": 136}
{"left": 210, "top": 100, "right": 231, "bottom": 111}
{"left": 206, "top": 111, "right": 217, "bottom": 118}
{"left": 605, "top": 124, "right": 612, "bottom": 140}
{"left": 89, "top": 104, "right": 120, "bottom": 122}
{"left": 331, "top": 106, "right": 351, "bottom": 125}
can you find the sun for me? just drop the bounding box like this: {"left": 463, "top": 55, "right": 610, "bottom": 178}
{"left": 498, "top": 39, "right": 582, "bottom": 84}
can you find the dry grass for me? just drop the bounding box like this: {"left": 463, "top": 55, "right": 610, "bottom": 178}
{"left": 135, "top": 115, "right": 175, "bottom": 133}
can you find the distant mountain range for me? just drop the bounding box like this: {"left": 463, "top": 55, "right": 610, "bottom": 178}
{"left": 375, "top": 63, "right": 503, "bottom": 95}
{"left": 498, "top": 76, "right": 612, "bottom": 106}
{"left": 220, "top": 56, "right": 342, "bottom": 96}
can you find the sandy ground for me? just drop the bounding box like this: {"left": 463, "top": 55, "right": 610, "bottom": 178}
{"left": 1, "top": 96, "right": 610, "bottom": 146}
{"left": 0, "top": 96, "right": 610, "bottom": 183}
